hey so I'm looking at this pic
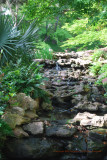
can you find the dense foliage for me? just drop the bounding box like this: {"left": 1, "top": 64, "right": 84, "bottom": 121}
{"left": 90, "top": 50, "right": 107, "bottom": 103}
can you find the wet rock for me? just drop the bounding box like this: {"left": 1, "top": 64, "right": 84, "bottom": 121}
{"left": 66, "top": 134, "right": 87, "bottom": 152}
{"left": 5, "top": 138, "right": 63, "bottom": 160}
{"left": 74, "top": 83, "right": 84, "bottom": 94}
{"left": 60, "top": 154, "right": 87, "bottom": 160}
{"left": 72, "top": 94, "right": 88, "bottom": 104}
{"left": 45, "top": 123, "right": 77, "bottom": 137}
{"left": 13, "top": 127, "right": 29, "bottom": 138}
{"left": 23, "top": 122, "right": 44, "bottom": 135}
{"left": 2, "top": 112, "right": 30, "bottom": 129}
{"left": 89, "top": 128, "right": 107, "bottom": 141}
{"left": 87, "top": 137, "right": 107, "bottom": 160}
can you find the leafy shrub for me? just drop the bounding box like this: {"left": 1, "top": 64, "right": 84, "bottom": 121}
{"left": 90, "top": 62, "right": 102, "bottom": 75}
{"left": 90, "top": 50, "right": 107, "bottom": 76}
{"left": 99, "top": 64, "right": 107, "bottom": 75}
{"left": 1, "top": 60, "right": 48, "bottom": 101}
{"left": 35, "top": 47, "right": 53, "bottom": 60}
{"left": 61, "top": 19, "right": 107, "bottom": 51}
{"left": 51, "top": 28, "right": 71, "bottom": 44}
{"left": 92, "top": 50, "right": 107, "bottom": 61}
{"left": 90, "top": 50, "right": 107, "bottom": 103}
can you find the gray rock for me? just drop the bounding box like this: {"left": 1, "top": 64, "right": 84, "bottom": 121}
{"left": 74, "top": 101, "right": 98, "bottom": 112}
{"left": 23, "top": 122, "right": 44, "bottom": 135}
{"left": 66, "top": 135, "right": 87, "bottom": 152}
{"left": 99, "top": 104, "right": 107, "bottom": 112}
{"left": 74, "top": 83, "right": 84, "bottom": 94}
{"left": 46, "top": 124, "right": 77, "bottom": 137}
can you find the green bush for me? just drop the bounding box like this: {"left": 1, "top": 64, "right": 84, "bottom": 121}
{"left": 35, "top": 47, "right": 53, "bottom": 60}
{"left": 61, "top": 19, "right": 107, "bottom": 51}
{"left": 90, "top": 50, "right": 107, "bottom": 104}
{"left": 1, "top": 60, "right": 48, "bottom": 101}
{"left": 92, "top": 50, "right": 107, "bottom": 61}
{"left": 90, "top": 62, "right": 102, "bottom": 75}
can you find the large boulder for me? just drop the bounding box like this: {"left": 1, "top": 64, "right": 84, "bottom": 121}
{"left": 2, "top": 112, "right": 30, "bottom": 129}
{"left": 72, "top": 112, "right": 107, "bottom": 127}
{"left": 13, "top": 127, "right": 29, "bottom": 138}
{"left": 16, "top": 93, "right": 39, "bottom": 110}
{"left": 74, "top": 101, "right": 99, "bottom": 112}
{"left": 23, "top": 122, "right": 44, "bottom": 135}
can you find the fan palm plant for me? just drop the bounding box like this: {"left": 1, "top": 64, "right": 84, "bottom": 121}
{"left": 0, "top": 12, "right": 38, "bottom": 66}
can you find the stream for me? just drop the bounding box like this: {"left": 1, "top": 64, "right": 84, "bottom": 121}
{"left": 3, "top": 50, "right": 107, "bottom": 160}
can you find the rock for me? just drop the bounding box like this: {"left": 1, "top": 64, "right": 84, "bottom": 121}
{"left": 72, "top": 94, "right": 88, "bottom": 104}
{"left": 80, "top": 118, "right": 92, "bottom": 126}
{"left": 25, "top": 111, "right": 38, "bottom": 119}
{"left": 73, "top": 112, "right": 96, "bottom": 122}
{"left": 2, "top": 112, "right": 30, "bottom": 129}
{"left": 74, "top": 83, "right": 84, "bottom": 94}
{"left": 41, "top": 102, "right": 53, "bottom": 111}
{"left": 92, "top": 86, "right": 100, "bottom": 95}
{"left": 99, "top": 104, "right": 107, "bottom": 112}
{"left": 73, "top": 112, "right": 107, "bottom": 127}
{"left": 5, "top": 138, "right": 63, "bottom": 160}
{"left": 74, "top": 101, "right": 98, "bottom": 112}
{"left": 23, "top": 122, "right": 44, "bottom": 135}
{"left": 45, "top": 124, "right": 77, "bottom": 137}
{"left": 91, "top": 116, "right": 104, "bottom": 127}
{"left": 104, "top": 114, "right": 107, "bottom": 127}
{"left": 87, "top": 138, "right": 107, "bottom": 160}
{"left": 17, "top": 93, "right": 38, "bottom": 110}
{"left": 66, "top": 134, "right": 87, "bottom": 152}
{"left": 13, "top": 127, "right": 29, "bottom": 138}
{"left": 33, "top": 59, "right": 45, "bottom": 63}
{"left": 11, "top": 107, "right": 25, "bottom": 116}
{"left": 89, "top": 128, "right": 107, "bottom": 141}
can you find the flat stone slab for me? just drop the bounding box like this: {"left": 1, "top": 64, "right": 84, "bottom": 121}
{"left": 45, "top": 123, "right": 77, "bottom": 137}
{"left": 72, "top": 112, "right": 107, "bottom": 127}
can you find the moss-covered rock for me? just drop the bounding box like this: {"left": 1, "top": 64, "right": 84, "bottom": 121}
{"left": 2, "top": 112, "right": 30, "bottom": 129}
